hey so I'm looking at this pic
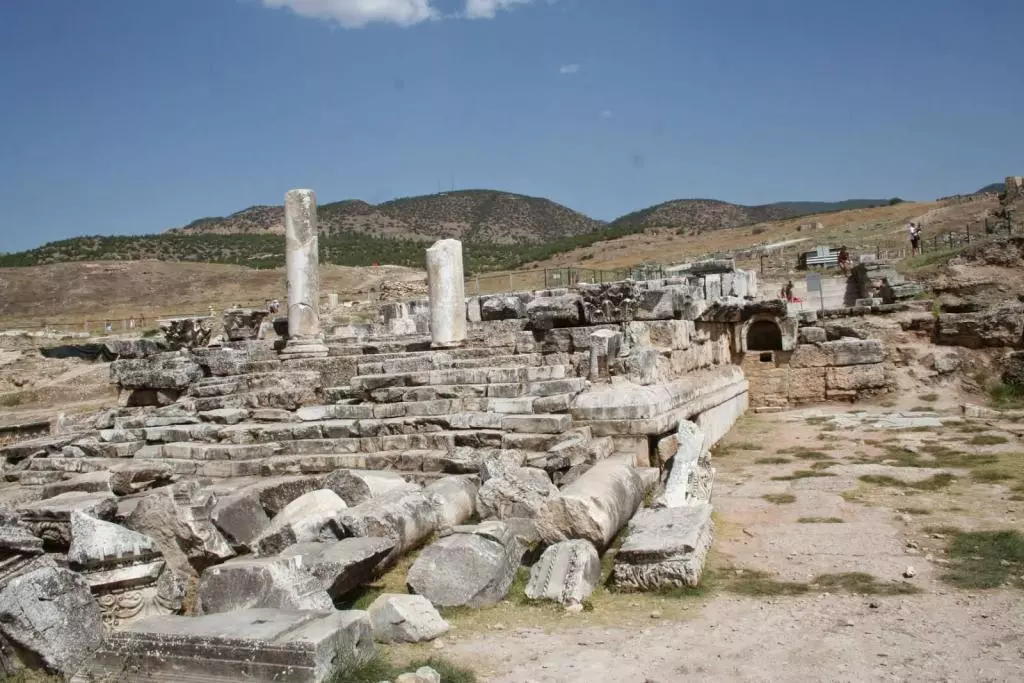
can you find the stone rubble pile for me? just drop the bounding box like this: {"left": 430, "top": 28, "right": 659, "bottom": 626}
{"left": 0, "top": 192, "right": 771, "bottom": 681}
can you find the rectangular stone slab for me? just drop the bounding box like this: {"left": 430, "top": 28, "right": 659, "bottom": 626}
{"left": 72, "top": 608, "right": 373, "bottom": 683}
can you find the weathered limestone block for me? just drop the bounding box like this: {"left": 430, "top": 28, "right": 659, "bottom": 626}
{"left": 0, "top": 565, "right": 103, "bottom": 678}
{"left": 124, "top": 481, "right": 234, "bottom": 576}
{"left": 787, "top": 367, "right": 827, "bottom": 403}
{"left": 196, "top": 555, "right": 333, "bottom": 614}
{"left": 822, "top": 339, "right": 885, "bottom": 366}
{"left": 102, "top": 338, "right": 169, "bottom": 360}
{"left": 480, "top": 295, "right": 525, "bottom": 321}
{"left": 426, "top": 239, "right": 467, "bottom": 348}
{"left": 635, "top": 287, "right": 682, "bottom": 321}
{"left": 536, "top": 459, "right": 645, "bottom": 550}
{"left": 423, "top": 476, "right": 478, "bottom": 532}
{"left": 41, "top": 471, "right": 115, "bottom": 499}
{"left": 476, "top": 467, "right": 557, "bottom": 520}
{"left": 68, "top": 511, "right": 170, "bottom": 628}
{"left": 109, "top": 461, "right": 177, "bottom": 496}
{"left": 694, "top": 390, "right": 748, "bottom": 450}
{"left": 210, "top": 491, "right": 270, "bottom": 552}
{"left": 254, "top": 490, "right": 347, "bottom": 556}
{"left": 406, "top": 521, "right": 523, "bottom": 608}
{"left": 934, "top": 305, "right": 1024, "bottom": 348}
{"left": 616, "top": 347, "right": 670, "bottom": 385}
{"left": 613, "top": 503, "right": 714, "bottom": 591}
{"left": 0, "top": 508, "right": 46, "bottom": 587}
{"left": 281, "top": 537, "right": 395, "bottom": 600}
{"left": 339, "top": 489, "right": 437, "bottom": 566}
{"left": 526, "top": 294, "right": 583, "bottom": 330}
{"left": 322, "top": 469, "right": 419, "bottom": 507}
{"left": 18, "top": 492, "right": 117, "bottom": 552}
{"left": 110, "top": 353, "right": 204, "bottom": 390}
{"left": 243, "top": 476, "right": 325, "bottom": 516}
{"left": 223, "top": 309, "right": 269, "bottom": 342}
{"left": 798, "top": 326, "right": 827, "bottom": 344}
{"left": 524, "top": 539, "right": 600, "bottom": 606}
{"left": 367, "top": 593, "right": 450, "bottom": 643}
{"left": 826, "top": 364, "right": 888, "bottom": 391}
{"left": 75, "top": 609, "right": 374, "bottom": 683}
{"left": 190, "top": 346, "right": 251, "bottom": 376}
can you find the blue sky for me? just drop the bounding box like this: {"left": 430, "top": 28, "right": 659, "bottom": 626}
{"left": 1, "top": 0, "right": 1022, "bottom": 252}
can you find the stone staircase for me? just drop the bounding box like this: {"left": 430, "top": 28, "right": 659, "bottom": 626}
{"left": 4, "top": 337, "right": 617, "bottom": 491}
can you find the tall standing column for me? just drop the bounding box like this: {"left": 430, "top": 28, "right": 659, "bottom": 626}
{"left": 280, "top": 189, "right": 328, "bottom": 360}
{"left": 426, "top": 239, "right": 467, "bottom": 348}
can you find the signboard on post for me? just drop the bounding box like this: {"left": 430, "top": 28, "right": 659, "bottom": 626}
{"left": 805, "top": 273, "right": 825, "bottom": 314}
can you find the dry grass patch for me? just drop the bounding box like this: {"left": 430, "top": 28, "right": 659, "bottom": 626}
{"left": 771, "top": 470, "right": 836, "bottom": 481}
{"left": 335, "top": 653, "right": 477, "bottom": 683}
{"left": 918, "top": 393, "right": 939, "bottom": 403}
{"left": 967, "top": 434, "right": 1009, "bottom": 446}
{"left": 859, "top": 473, "right": 957, "bottom": 491}
{"left": 755, "top": 457, "right": 791, "bottom": 465}
{"left": 896, "top": 507, "right": 932, "bottom": 516}
{"left": 941, "top": 530, "right": 1024, "bottom": 590}
{"left": 798, "top": 517, "right": 844, "bottom": 524}
{"left": 762, "top": 493, "right": 796, "bottom": 504}
{"left": 723, "top": 570, "right": 919, "bottom": 597}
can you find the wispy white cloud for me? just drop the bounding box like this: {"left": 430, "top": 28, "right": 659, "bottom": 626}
{"left": 260, "top": 0, "right": 543, "bottom": 27}
{"left": 559, "top": 63, "right": 581, "bottom": 75}
{"left": 464, "top": 0, "right": 535, "bottom": 20}
{"left": 600, "top": 109, "right": 613, "bottom": 119}
{"left": 261, "top": 0, "right": 437, "bottom": 28}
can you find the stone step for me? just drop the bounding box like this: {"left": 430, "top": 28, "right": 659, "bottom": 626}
{"left": 365, "top": 377, "right": 586, "bottom": 404}
{"left": 350, "top": 365, "right": 567, "bottom": 394}
{"left": 356, "top": 353, "right": 544, "bottom": 376}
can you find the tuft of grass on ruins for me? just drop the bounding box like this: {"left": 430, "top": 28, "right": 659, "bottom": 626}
{"left": 771, "top": 470, "right": 835, "bottom": 481}
{"left": 762, "top": 493, "right": 796, "bottom": 504}
{"left": 918, "top": 393, "right": 939, "bottom": 403}
{"left": 859, "top": 473, "right": 957, "bottom": 491}
{"left": 940, "top": 530, "right": 1024, "bottom": 590}
{"left": 755, "top": 457, "right": 792, "bottom": 465}
{"left": 334, "top": 652, "right": 477, "bottom": 683}
{"left": 798, "top": 517, "right": 844, "bottom": 524}
{"left": 967, "top": 434, "right": 1009, "bottom": 446}
{"left": 988, "top": 382, "right": 1024, "bottom": 410}
{"left": 896, "top": 507, "right": 932, "bottom": 516}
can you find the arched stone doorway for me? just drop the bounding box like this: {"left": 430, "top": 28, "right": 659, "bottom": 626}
{"left": 746, "top": 319, "right": 783, "bottom": 351}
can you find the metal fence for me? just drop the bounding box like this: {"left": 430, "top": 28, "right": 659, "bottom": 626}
{"left": 465, "top": 265, "right": 668, "bottom": 296}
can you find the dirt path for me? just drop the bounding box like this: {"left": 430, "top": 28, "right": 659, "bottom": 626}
{"left": 438, "top": 406, "right": 1024, "bottom": 682}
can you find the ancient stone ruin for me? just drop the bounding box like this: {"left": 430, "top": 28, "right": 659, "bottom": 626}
{"left": 0, "top": 189, "right": 799, "bottom": 681}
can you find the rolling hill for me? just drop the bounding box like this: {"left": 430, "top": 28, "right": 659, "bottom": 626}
{"left": 170, "top": 190, "right": 604, "bottom": 245}
{"left": 607, "top": 198, "right": 896, "bottom": 235}
{"left": 0, "top": 191, "right": 899, "bottom": 274}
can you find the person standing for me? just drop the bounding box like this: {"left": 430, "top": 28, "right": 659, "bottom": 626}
{"left": 908, "top": 222, "right": 921, "bottom": 256}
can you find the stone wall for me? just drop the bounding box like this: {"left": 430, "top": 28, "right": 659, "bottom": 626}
{"left": 741, "top": 335, "right": 890, "bottom": 409}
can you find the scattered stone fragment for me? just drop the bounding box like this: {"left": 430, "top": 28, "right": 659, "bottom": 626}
{"left": 210, "top": 490, "right": 271, "bottom": 552}
{"left": 477, "top": 467, "right": 557, "bottom": 520}
{"left": 123, "top": 481, "right": 234, "bottom": 575}
{"left": 339, "top": 489, "right": 437, "bottom": 566}
{"left": 0, "top": 565, "right": 103, "bottom": 677}
{"left": 281, "top": 537, "right": 395, "bottom": 600}
{"left": 423, "top": 475, "right": 478, "bottom": 531}
{"left": 196, "top": 555, "right": 333, "bottom": 614}
{"left": 322, "top": 469, "right": 418, "bottom": 506}
{"left": 406, "top": 521, "right": 523, "bottom": 608}
{"left": 903, "top": 566, "right": 917, "bottom": 579}
{"left": 525, "top": 539, "right": 601, "bottom": 606}
{"left": 254, "top": 489, "right": 347, "bottom": 556}
{"left": 367, "top": 593, "right": 450, "bottom": 643}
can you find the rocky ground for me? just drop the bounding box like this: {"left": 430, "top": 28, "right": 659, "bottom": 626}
{"left": 410, "top": 403, "right": 1024, "bottom": 682}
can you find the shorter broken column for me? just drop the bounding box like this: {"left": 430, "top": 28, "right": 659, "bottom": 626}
{"left": 281, "top": 189, "right": 329, "bottom": 360}
{"left": 535, "top": 458, "right": 645, "bottom": 550}
{"left": 524, "top": 539, "right": 601, "bottom": 606}
{"left": 653, "top": 420, "right": 707, "bottom": 508}
{"left": 426, "top": 239, "right": 467, "bottom": 348}
{"left": 588, "top": 329, "right": 621, "bottom": 381}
